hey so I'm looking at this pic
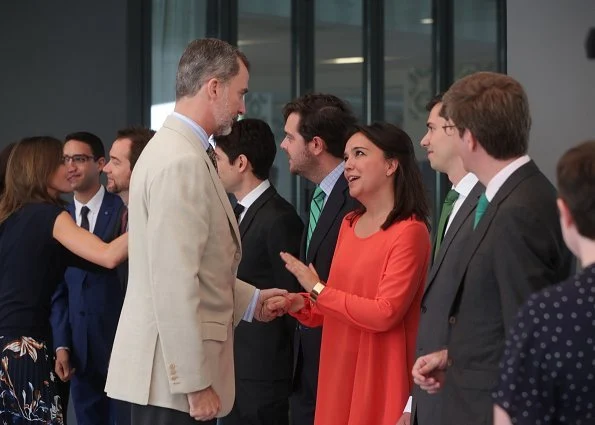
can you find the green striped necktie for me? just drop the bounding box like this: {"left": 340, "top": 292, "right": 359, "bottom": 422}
{"left": 473, "top": 192, "right": 489, "bottom": 229}
{"left": 306, "top": 186, "right": 326, "bottom": 252}
{"left": 434, "top": 189, "right": 459, "bottom": 259}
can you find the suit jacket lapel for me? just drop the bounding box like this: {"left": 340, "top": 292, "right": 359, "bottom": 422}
{"left": 306, "top": 175, "right": 349, "bottom": 263}
{"left": 67, "top": 203, "right": 75, "bottom": 220}
{"left": 163, "top": 116, "right": 241, "bottom": 247}
{"left": 424, "top": 182, "right": 483, "bottom": 296}
{"left": 93, "top": 192, "right": 115, "bottom": 237}
{"left": 450, "top": 161, "right": 541, "bottom": 302}
{"left": 239, "top": 186, "right": 276, "bottom": 238}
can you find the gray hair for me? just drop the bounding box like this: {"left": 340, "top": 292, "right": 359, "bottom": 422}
{"left": 175, "top": 38, "right": 250, "bottom": 100}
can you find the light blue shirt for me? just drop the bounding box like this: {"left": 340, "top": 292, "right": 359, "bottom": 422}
{"left": 318, "top": 162, "right": 345, "bottom": 208}
{"left": 171, "top": 112, "right": 210, "bottom": 150}
{"left": 170, "top": 112, "right": 260, "bottom": 322}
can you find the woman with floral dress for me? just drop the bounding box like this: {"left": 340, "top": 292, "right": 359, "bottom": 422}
{"left": 0, "top": 137, "right": 127, "bottom": 424}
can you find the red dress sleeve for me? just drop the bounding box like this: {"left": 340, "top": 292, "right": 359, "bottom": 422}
{"left": 289, "top": 293, "right": 325, "bottom": 327}
{"left": 314, "top": 220, "right": 430, "bottom": 333}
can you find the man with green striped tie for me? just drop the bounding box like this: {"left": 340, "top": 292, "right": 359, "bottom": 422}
{"left": 398, "top": 93, "right": 483, "bottom": 425}
{"left": 280, "top": 93, "right": 358, "bottom": 425}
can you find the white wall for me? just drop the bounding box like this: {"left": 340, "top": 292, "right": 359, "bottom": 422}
{"left": 507, "top": 0, "right": 595, "bottom": 184}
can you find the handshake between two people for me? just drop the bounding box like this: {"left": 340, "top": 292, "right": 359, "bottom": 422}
{"left": 255, "top": 251, "right": 321, "bottom": 322}
{"left": 188, "top": 251, "right": 321, "bottom": 421}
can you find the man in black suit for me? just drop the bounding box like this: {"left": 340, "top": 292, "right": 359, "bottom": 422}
{"left": 280, "top": 93, "right": 358, "bottom": 425}
{"left": 413, "top": 72, "right": 573, "bottom": 425}
{"left": 214, "top": 118, "right": 303, "bottom": 425}
{"left": 396, "top": 94, "right": 483, "bottom": 425}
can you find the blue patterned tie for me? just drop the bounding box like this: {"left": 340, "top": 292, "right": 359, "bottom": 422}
{"left": 306, "top": 186, "right": 326, "bottom": 252}
{"left": 473, "top": 193, "right": 489, "bottom": 229}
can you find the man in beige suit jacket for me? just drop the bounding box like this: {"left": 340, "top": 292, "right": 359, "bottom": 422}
{"left": 105, "top": 38, "right": 286, "bottom": 425}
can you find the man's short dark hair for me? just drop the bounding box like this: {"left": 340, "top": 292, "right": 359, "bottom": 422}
{"left": 115, "top": 127, "right": 155, "bottom": 171}
{"left": 64, "top": 131, "right": 105, "bottom": 159}
{"left": 557, "top": 140, "right": 595, "bottom": 238}
{"left": 214, "top": 119, "right": 276, "bottom": 181}
{"left": 282, "top": 93, "right": 357, "bottom": 159}
{"left": 426, "top": 92, "right": 444, "bottom": 112}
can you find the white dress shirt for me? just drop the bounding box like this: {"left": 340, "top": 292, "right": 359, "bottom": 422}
{"left": 73, "top": 185, "right": 105, "bottom": 233}
{"left": 445, "top": 173, "right": 479, "bottom": 233}
{"left": 485, "top": 155, "right": 531, "bottom": 201}
{"left": 236, "top": 180, "right": 271, "bottom": 224}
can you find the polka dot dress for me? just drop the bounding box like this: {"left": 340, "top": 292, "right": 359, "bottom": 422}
{"left": 493, "top": 264, "right": 595, "bottom": 424}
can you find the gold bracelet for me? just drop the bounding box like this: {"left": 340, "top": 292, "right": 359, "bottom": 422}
{"left": 310, "top": 282, "right": 326, "bottom": 302}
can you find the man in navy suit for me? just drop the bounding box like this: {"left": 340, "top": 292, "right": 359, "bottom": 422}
{"left": 51, "top": 131, "right": 125, "bottom": 425}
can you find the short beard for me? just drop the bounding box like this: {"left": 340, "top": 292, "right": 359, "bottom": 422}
{"left": 213, "top": 88, "right": 233, "bottom": 136}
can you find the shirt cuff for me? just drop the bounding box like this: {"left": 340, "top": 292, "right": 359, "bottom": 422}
{"left": 403, "top": 396, "right": 412, "bottom": 413}
{"left": 56, "top": 346, "right": 70, "bottom": 353}
{"left": 242, "top": 288, "right": 260, "bottom": 322}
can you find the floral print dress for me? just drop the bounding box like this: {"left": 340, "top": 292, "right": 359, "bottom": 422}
{"left": 0, "top": 336, "right": 63, "bottom": 424}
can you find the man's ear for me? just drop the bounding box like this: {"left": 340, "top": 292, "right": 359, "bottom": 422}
{"left": 236, "top": 154, "right": 250, "bottom": 173}
{"left": 206, "top": 77, "right": 220, "bottom": 100}
{"left": 309, "top": 136, "right": 327, "bottom": 155}
{"left": 97, "top": 157, "right": 106, "bottom": 171}
{"left": 461, "top": 128, "right": 480, "bottom": 154}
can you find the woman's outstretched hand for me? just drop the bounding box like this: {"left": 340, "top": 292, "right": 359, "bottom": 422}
{"left": 280, "top": 251, "right": 320, "bottom": 292}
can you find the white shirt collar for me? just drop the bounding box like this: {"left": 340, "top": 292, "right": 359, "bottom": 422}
{"left": 453, "top": 173, "right": 479, "bottom": 197}
{"left": 237, "top": 180, "right": 271, "bottom": 222}
{"left": 74, "top": 185, "right": 105, "bottom": 231}
{"left": 171, "top": 112, "right": 210, "bottom": 151}
{"left": 74, "top": 185, "right": 105, "bottom": 214}
{"left": 485, "top": 155, "right": 531, "bottom": 201}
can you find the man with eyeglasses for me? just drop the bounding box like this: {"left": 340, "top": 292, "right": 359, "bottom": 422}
{"left": 50, "top": 131, "right": 126, "bottom": 425}
{"left": 412, "top": 72, "right": 573, "bottom": 425}
{"left": 396, "top": 94, "right": 482, "bottom": 425}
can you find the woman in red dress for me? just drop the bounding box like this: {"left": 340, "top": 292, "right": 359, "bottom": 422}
{"left": 271, "top": 122, "right": 431, "bottom": 425}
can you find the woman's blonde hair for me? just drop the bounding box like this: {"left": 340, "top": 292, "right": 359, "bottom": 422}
{"left": 0, "top": 136, "right": 65, "bottom": 224}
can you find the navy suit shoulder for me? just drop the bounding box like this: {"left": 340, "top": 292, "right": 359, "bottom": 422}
{"left": 51, "top": 189, "right": 125, "bottom": 372}
{"left": 50, "top": 189, "right": 127, "bottom": 425}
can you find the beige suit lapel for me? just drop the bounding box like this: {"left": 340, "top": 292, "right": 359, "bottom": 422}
{"left": 162, "top": 116, "right": 241, "bottom": 247}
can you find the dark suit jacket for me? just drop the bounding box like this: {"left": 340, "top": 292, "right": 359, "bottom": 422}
{"left": 292, "top": 174, "right": 358, "bottom": 386}
{"left": 234, "top": 185, "right": 303, "bottom": 381}
{"left": 50, "top": 190, "right": 126, "bottom": 375}
{"left": 442, "top": 161, "right": 573, "bottom": 425}
{"left": 411, "top": 181, "right": 483, "bottom": 425}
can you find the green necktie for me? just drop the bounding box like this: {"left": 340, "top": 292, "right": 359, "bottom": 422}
{"left": 434, "top": 189, "right": 459, "bottom": 259}
{"left": 473, "top": 192, "right": 489, "bottom": 229}
{"left": 306, "top": 186, "right": 326, "bottom": 252}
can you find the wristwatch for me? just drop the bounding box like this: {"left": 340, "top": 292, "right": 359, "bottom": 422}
{"left": 310, "top": 282, "right": 326, "bottom": 302}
